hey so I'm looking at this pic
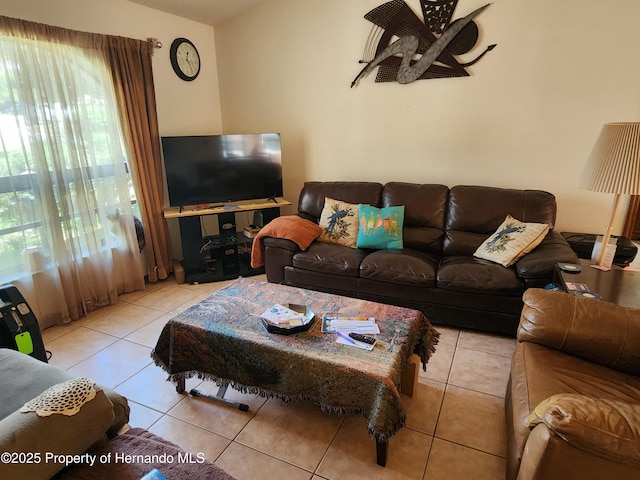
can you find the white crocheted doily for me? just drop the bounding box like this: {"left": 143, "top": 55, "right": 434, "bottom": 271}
{"left": 20, "top": 377, "right": 97, "bottom": 417}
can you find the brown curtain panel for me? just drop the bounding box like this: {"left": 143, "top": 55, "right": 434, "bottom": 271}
{"left": 102, "top": 37, "right": 172, "bottom": 282}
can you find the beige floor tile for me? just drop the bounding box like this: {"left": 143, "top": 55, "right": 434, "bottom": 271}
{"left": 74, "top": 301, "right": 126, "bottom": 326}
{"left": 67, "top": 339, "right": 152, "bottom": 389}
{"left": 46, "top": 327, "right": 118, "bottom": 369}
{"left": 41, "top": 322, "right": 80, "bottom": 343}
{"left": 403, "top": 378, "right": 446, "bottom": 435}
{"left": 458, "top": 330, "right": 516, "bottom": 357}
{"left": 148, "top": 415, "right": 231, "bottom": 462}
{"left": 127, "top": 400, "right": 164, "bottom": 430}
{"left": 216, "top": 442, "right": 312, "bottom": 480}
{"left": 116, "top": 364, "right": 201, "bottom": 413}
{"left": 317, "top": 415, "right": 432, "bottom": 480}
{"left": 236, "top": 398, "right": 343, "bottom": 472}
{"left": 133, "top": 283, "right": 202, "bottom": 312}
{"left": 168, "top": 384, "right": 267, "bottom": 439}
{"left": 432, "top": 325, "right": 459, "bottom": 346}
{"left": 435, "top": 385, "right": 506, "bottom": 457}
{"left": 448, "top": 347, "right": 511, "bottom": 397}
{"left": 424, "top": 438, "right": 506, "bottom": 480}
{"left": 83, "top": 303, "right": 165, "bottom": 338}
{"left": 124, "top": 312, "right": 174, "bottom": 348}
{"left": 420, "top": 342, "right": 454, "bottom": 383}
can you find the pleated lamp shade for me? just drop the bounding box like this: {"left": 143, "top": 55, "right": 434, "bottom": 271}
{"left": 581, "top": 122, "right": 640, "bottom": 195}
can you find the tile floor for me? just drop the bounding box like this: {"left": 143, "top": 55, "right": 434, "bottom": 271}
{"left": 42, "top": 275, "right": 515, "bottom": 480}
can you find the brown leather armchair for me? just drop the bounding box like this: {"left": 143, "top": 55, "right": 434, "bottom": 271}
{"left": 506, "top": 289, "right": 640, "bottom": 480}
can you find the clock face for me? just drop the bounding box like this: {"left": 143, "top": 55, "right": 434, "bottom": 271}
{"left": 170, "top": 38, "right": 200, "bottom": 81}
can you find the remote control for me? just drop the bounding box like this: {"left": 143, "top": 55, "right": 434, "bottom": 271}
{"left": 349, "top": 333, "right": 376, "bottom": 345}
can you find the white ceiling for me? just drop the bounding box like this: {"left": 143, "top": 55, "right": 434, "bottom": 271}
{"left": 129, "top": 0, "right": 266, "bottom": 27}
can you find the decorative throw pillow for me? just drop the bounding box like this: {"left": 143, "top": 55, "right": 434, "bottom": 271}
{"left": 318, "top": 197, "right": 360, "bottom": 248}
{"left": 474, "top": 214, "right": 549, "bottom": 267}
{"left": 356, "top": 204, "right": 404, "bottom": 249}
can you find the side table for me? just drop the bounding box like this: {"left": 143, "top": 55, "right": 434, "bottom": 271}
{"left": 554, "top": 260, "right": 640, "bottom": 309}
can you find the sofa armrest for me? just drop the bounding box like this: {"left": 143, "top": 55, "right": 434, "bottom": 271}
{"left": 518, "top": 289, "right": 640, "bottom": 376}
{"left": 527, "top": 394, "right": 640, "bottom": 467}
{"left": 263, "top": 237, "right": 302, "bottom": 283}
{"left": 515, "top": 230, "right": 579, "bottom": 281}
{"left": 0, "top": 386, "right": 116, "bottom": 479}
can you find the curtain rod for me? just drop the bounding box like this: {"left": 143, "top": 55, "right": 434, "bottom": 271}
{"left": 147, "top": 37, "right": 162, "bottom": 49}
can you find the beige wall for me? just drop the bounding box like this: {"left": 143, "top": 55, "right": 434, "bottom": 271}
{"left": 216, "top": 0, "right": 640, "bottom": 235}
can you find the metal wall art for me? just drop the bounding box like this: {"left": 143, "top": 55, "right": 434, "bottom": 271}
{"left": 352, "top": 0, "right": 496, "bottom": 87}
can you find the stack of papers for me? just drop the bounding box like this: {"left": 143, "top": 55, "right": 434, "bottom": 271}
{"left": 321, "top": 316, "right": 380, "bottom": 334}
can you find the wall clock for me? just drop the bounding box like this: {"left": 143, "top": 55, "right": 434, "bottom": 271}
{"left": 170, "top": 37, "right": 200, "bottom": 81}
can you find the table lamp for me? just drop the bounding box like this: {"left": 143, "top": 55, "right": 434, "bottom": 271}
{"left": 581, "top": 122, "right": 640, "bottom": 268}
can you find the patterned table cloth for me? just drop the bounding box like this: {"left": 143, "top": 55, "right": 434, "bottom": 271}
{"left": 152, "top": 277, "right": 439, "bottom": 442}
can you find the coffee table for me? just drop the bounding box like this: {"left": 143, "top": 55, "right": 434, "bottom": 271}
{"left": 151, "top": 277, "right": 439, "bottom": 466}
{"left": 555, "top": 260, "right": 640, "bottom": 308}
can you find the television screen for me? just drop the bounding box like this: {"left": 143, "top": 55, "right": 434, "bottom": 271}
{"left": 161, "top": 133, "right": 283, "bottom": 207}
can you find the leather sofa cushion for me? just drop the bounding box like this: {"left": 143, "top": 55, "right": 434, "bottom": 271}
{"left": 528, "top": 394, "right": 640, "bottom": 465}
{"left": 359, "top": 249, "right": 438, "bottom": 287}
{"left": 519, "top": 289, "right": 640, "bottom": 376}
{"left": 508, "top": 341, "right": 640, "bottom": 468}
{"left": 292, "top": 242, "right": 367, "bottom": 276}
{"left": 381, "top": 182, "right": 448, "bottom": 254}
{"left": 437, "top": 256, "right": 524, "bottom": 295}
{"left": 297, "top": 181, "right": 383, "bottom": 222}
{"left": 444, "top": 186, "right": 557, "bottom": 256}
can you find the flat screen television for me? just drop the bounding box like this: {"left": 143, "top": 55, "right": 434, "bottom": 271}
{"left": 161, "top": 133, "right": 283, "bottom": 207}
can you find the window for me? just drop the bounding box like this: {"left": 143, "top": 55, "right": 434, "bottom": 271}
{"left": 0, "top": 31, "right": 141, "bottom": 290}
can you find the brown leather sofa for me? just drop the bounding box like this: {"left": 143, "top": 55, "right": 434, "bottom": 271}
{"left": 262, "top": 181, "right": 578, "bottom": 336}
{"left": 506, "top": 289, "right": 640, "bottom": 480}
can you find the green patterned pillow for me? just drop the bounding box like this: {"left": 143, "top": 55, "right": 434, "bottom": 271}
{"left": 318, "top": 197, "right": 360, "bottom": 248}
{"left": 474, "top": 215, "right": 549, "bottom": 267}
{"left": 356, "top": 204, "right": 404, "bottom": 249}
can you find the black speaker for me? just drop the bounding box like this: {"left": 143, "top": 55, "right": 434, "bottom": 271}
{"left": 0, "top": 285, "right": 48, "bottom": 362}
{"left": 252, "top": 211, "right": 264, "bottom": 227}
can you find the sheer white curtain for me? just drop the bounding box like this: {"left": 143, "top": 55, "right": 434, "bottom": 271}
{"left": 0, "top": 22, "right": 145, "bottom": 329}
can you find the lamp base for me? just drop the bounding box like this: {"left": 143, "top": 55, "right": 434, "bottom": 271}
{"left": 589, "top": 264, "right": 611, "bottom": 272}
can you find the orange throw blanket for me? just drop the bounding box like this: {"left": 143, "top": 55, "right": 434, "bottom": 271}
{"left": 250, "top": 215, "right": 323, "bottom": 268}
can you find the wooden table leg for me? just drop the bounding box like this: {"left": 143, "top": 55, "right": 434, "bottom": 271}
{"left": 175, "top": 373, "right": 185, "bottom": 394}
{"left": 376, "top": 440, "right": 388, "bottom": 466}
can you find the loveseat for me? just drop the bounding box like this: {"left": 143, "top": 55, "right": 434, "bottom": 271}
{"left": 0, "top": 348, "right": 129, "bottom": 479}
{"left": 261, "top": 181, "right": 578, "bottom": 336}
{"left": 506, "top": 289, "right": 640, "bottom": 480}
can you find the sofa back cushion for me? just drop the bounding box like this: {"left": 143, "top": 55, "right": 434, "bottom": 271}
{"left": 298, "top": 182, "right": 383, "bottom": 223}
{"left": 519, "top": 288, "right": 640, "bottom": 377}
{"left": 382, "top": 182, "right": 448, "bottom": 255}
{"left": 443, "top": 185, "right": 557, "bottom": 256}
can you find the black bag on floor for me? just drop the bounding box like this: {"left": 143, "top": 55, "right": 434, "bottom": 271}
{"left": 0, "top": 285, "right": 48, "bottom": 362}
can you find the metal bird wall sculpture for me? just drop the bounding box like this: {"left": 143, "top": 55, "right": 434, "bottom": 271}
{"left": 352, "top": 0, "right": 496, "bottom": 87}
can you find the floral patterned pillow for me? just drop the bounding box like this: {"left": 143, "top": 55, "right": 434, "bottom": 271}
{"left": 474, "top": 215, "right": 549, "bottom": 267}
{"left": 318, "top": 197, "right": 360, "bottom": 248}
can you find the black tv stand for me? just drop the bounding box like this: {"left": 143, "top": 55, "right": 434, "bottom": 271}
{"left": 164, "top": 198, "right": 291, "bottom": 284}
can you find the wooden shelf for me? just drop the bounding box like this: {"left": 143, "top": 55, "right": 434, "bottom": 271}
{"left": 164, "top": 197, "right": 291, "bottom": 219}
